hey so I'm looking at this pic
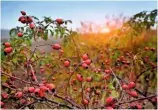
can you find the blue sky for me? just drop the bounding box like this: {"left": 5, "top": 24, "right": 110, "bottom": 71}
{"left": 1, "top": 1, "right": 157, "bottom": 30}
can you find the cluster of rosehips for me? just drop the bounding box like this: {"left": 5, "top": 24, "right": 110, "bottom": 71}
{"left": 144, "top": 47, "right": 156, "bottom": 52}
{"left": 122, "top": 82, "right": 138, "bottom": 98}
{"left": 1, "top": 82, "right": 55, "bottom": 108}
{"left": 17, "top": 11, "right": 35, "bottom": 37}
{"left": 3, "top": 42, "right": 13, "bottom": 55}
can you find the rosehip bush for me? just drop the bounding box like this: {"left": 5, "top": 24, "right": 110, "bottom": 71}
{"left": 1, "top": 11, "right": 157, "bottom": 109}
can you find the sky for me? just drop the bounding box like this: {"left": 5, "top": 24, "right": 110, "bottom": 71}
{"left": 1, "top": 1, "right": 157, "bottom": 30}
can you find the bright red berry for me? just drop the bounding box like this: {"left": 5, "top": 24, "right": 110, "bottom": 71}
{"left": 1, "top": 101, "right": 4, "bottom": 108}
{"left": 122, "top": 84, "right": 129, "bottom": 90}
{"left": 28, "top": 87, "right": 35, "bottom": 93}
{"left": 64, "top": 60, "right": 70, "bottom": 67}
{"left": 15, "top": 92, "right": 23, "bottom": 98}
{"left": 106, "top": 106, "right": 114, "bottom": 110}
{"left": 27, "top": 16, "right": 33, "bottom": 23}
{"left": 52, "top": 44, "right": 61, "bottom": 50}
{"left": 130, "top": 91, "right": 138, "bottom": 97}
{"left": 29, "top": 23, "right": 35, "bottom": 29}
{"left": 106, "top": 97, "right": 113, "bottom": 105}
{"left": 4, "top": 47, "right": 13, "bottom": 53}
{"left": 82, "top": 99, "right": 89, "bottom": 105}
{"left": 128, "top": 82, "right": 136, "bottom": 89}
{"left": 76, "top": 74, "right": 83, "bottom": 82}
{"left": 55, "top": 18, "right": 64, "bottom": 24}
{"left": 82, "top": 63, "right": 88, "bottom": 69}
{"left": 3, "top": 42, "right": 11, "bottom": 47}
{"left": 85, "top": 59, "right": 91, "bottom": 65}
{"left": 46, "top": 83, "right": 55, "bottom": 90}
{"left": 82, "top": 54, "right": 88, "bottom": 60}
{"left": 17, "top": 32, "right": 23, "bottom": 37}
{"left": 21, "top": 11, "right": 26, "bottom": 15}
{"left": 105, "top": 69, "right": 112, "bottom": 74}
{"left": 86, "top": 77, "right": 92, "bottom": 82}
{"left": 1, "top": 93, "right": 9, "bottom": 99}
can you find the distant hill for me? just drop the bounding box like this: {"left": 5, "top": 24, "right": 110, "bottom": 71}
{"left": 1, "top": 29, "right": 10, "bottom": 42}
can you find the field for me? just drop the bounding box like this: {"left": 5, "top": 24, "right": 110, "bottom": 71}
{"left": 1, "top": 9, "right": 157, "bottom": 109}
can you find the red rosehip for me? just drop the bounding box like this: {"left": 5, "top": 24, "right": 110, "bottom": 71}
{"left": 129, "top": 91, "right": 138, "bottom": 97}
{"left": 122, "top": 84, "right": 129, "bottom": 90}
{"left": 1, "top": 93, "right": 9, "bottom": 99}
{"left": 82, "top": 54, "right": 88, "bottom": 60}
{"left": 106, "top": 97, "right": 113, "bottom": 105}
{"left": 15, "top": 92, "right": 23, "bottom": 98}
{"left": 85, "top": 59, "right": 91, "bottom": 65}
{"left": 85, "top": 88, "right": 91, "bottom": 93}
{"left": 82, "top": 99, "right": 89, "bottom": 105}
{"left": 34, "top": 88, "right": 40, "bottom": 95}
{"left": 82, "top": 63, "right": 88, "bottom": 69}
{"left": 40, "top": 86, "right": 49, "bottom": 92}
{"left": 73, "top": 87, "right": 77, "bottom": 91}
{"left": 20, "top": 99, "right": 27, "bottom": 104}
{"left": 76, "top": 74, "right": 83, "bottom": 82}
{"left": 29, "top": 23, "right": 35, "bottom": 29}
{"left": 17, "top": 32, "right": 23, "bottom": 37}
{"left": 105, "top": 69, "right": 112, "bottom": 74}
{"left": 136, "top": 104, "right": 142, "bottom": 109}
{"left": 55, "top": 18, "right": 64, "bottom": 24}
{"left": 40, "top": 68, "right": 45, "bottom": 73}
{"left": 46, "top": 83, "right": 55, "bottom": 90}
{"left": 21, "top": 17, "right": 27, "bottom": 24}
{"left": 28, "top": 87, "right": 35, "bottom": 93}
{"left": 27, "top": 16, "right": 33, "bottom": 23}
{"left": 144, "top": 47, "right": 149, "bottom": 51}
{"left": 106, "top": 106, "right": 114, "bottom": 110}
{"left": 1, "top": 101, "right": 4, "bottom": 108}
{"left": 4, "top": 47, "right": 13, "bottom": 53}
{"left": 3, "top": 42, "right": 11, "bottom": 47}
{"left": 128, "top": 82, "right": 136, "bottom": 89}
{"left": 21, "top": 11, "right": 26, "bottom": 15}
{"left": 52, "top": 44, "right": 61, "bottom": 50}
{"left": 64, "top": 60, "right": 70, "bottom": 67}
{"left": 86, "top": 77, "right": 92, "bottom": 82}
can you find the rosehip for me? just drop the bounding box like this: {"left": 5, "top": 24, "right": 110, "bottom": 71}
{"left": 55, "top": 18, "right": 64, "bottom": 24}
{"left": 136, "top": 104, "right": 142, "bottom": 109}
{"left": 52, "top": 44, "right": 61, "bottom": 50}
{"left": 73, "top": 87, "right": 77, "bottom": 91}
{"left": 86, "top": 77, "right": 92, "bottom": 82}
{"left": 106, "top": 106, "right": 114, "bottom": 110}
{"left": 106, "top": 97, "right": 113, "bottom": 105}
{"left": 28, "top": 87, "right": 35, "bottom": 93}
{"left": 122, "top": 84, "right": 129, "bottom": 90}
{"left": 27, "top": 16, "right": 33, "bottom": 23}
{"left": 105, "top": 69, "right": 112, "bottom": 74}
{"left": 82, "top": 54, "right": 88, "bottom": 60}
{"left": 76, "top": 74, "right": 83, "bottom": 82}
{"left": 130, "top": 91, "right": 138, "bottom": 97}
{"left": 1, "top": 101, "right": 4, "bottom": 108}
{"left": 82, "top": 99, "right": 89, "bottom": 105}
{"left": 20, "top": 99, "right": 27, "bottom": 104}
{"left": 1, "top": 93, "right": 9, "bottom": 99}
{"left": 64, "top": 60, "right": 70, "bottom": 67}
{"left": 21, "top": 17, "right": 26, "bottom": 24}
{"left": 3, "top": 42, "right": 11, "bottom": 47}
{"left": 128, "top": 82, "right": 136, "bottom": 89}
{"left": 82, "top": 63, "right": 88, "bottom": 69}
{"left": 85, "top": 88, "right": 91, "bottom": 93}
{"left": 15, "top": 92, "right": 23, "bottom": 98}
{"left": 85, "top": 59, "right": 91, "bottom": 65}
{"left": 17, "top": 32, "right": 23, "bottom": 37}
{"left": 46, "top": 83, "right": 55, "bottom": 92}
{"left": 40, "top": 86, "right": 49, "bottom": 92}
{"left": 29, "top": 23, "right": 35, "bottom": 29}
{"left": 21, "top": 11, "right": 26, "bottom": 15}
{"left": 4, "top": 47, "right": 13, "bottom": 53}
{"left": 34, "top": 88, "right": 40, "bottom": 95}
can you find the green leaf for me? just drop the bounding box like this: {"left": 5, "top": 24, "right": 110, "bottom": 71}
{"left": 9, "top": 28, "right": 17, "bottom": 38}
{"left": 43, "top": 30, "right": 48, "bottom": 40}
{"left": 49, "top": 29, "right": 54, "bottom": 37}
{"left": 32, "top": 16, "right": 39, "bottom": 20}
